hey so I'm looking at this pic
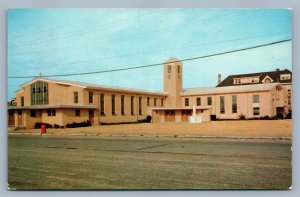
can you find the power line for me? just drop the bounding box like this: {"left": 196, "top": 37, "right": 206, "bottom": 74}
{"left": 8, "top": 9, "right": 171, "bottom": 48}
{"left": 8, "top": 38, "right": 291, "bottom": 79}
{"left": 10, "top": 31, "right": 290, "bottom": 72}
{"left": 8, "top": 9, "right": 255, "bottom": 59}
{"left": 11, "top": 11, "right": 126, "bottom": 40}
{"left": 8, "top": 9, "right": 252, "bottom": 49}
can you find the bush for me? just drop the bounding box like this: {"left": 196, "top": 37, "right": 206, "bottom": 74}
{"left": 138, "top": 116, "right": 152, "bottom": 123}
{"left": 238, "top": 114, "right": 246, "bottom": 120}
{"left": 65, "top": 120, "right": 91, "bottom": 128}
{"left": 54, "top": 124, "right": 60, "bottom": 129}
{"left": 34, "top": 122, "right": 52, "bottom": 129}
{"left": 260, "top": 115, "right": 270, "bottom": 120}
{"left": 146, "top": 115, "right": 152, "bottom": 123}
{"left": 285, "top": 112, "right": 292, "bottom": 119}
{"left": 276, "top": 113, "right": 284, "bottom": 119}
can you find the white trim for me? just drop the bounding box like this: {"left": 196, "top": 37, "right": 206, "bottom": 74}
{"left": 21, "top": 78, "right": 87, "bottom": 89}
{"left": 261, "top": 75, "right": 274, "bottom": 83}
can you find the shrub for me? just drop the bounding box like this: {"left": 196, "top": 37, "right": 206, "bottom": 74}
{"left": 65, "top": 120, "right": 91, "bottom": 128}
{"left": 54, "top": 124, "right": 60, "bottom": 129}
{"left": 146, "top": 115, "right": 152, "bottom": 123}
{"left": 260, "top": 115, "right": 270, "bottom": 120}
{"left": 285, "top": 112, "right": 292, "bottom": 119}
{"left": 276, "top": 113, "right": 284, "bottom": 119}
{"left": 34, "top": 122, "right": 52, "bottom": 129}
{"left": 238, "top": 114, "right": 246, "bottom": 120}
{"left": 138, "top": 116, "right": 152, "bottom": 123}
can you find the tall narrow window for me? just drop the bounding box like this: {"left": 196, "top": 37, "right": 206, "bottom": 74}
{"left": 253, "top": 95, "right": 259, "bottom": 103}
{"left": 100, "top": 94, "right": 105, "bottom": 116}
{"left": 74, "top": 91, "right": 78, "bottom": 104}
{"left": 161, "top": 98, "right": 164, "bottom": 107}
{"left": 232, "top": 95, "right": 237, "bottom": 113}
{"left": 30, "top": 81, "right": 48, "bottom": 105}
{"left": 185, "top": 98, "right": 189, "bottom": 106}
{"left": 131, "top": 96, "right": 134, "bottom": 115}
{"left": 139, "top": 97, "right": 142, "bottom": 115}
{"left": 154, "top": 98, "right": 157, "bottom": 107}
{"left": 178, "top": 65, "right": 181, "bottom": 79}
{"left": 207, "top": 97, "right": 212, "bottom": 106}
{"left": 121, "top": 95, "right": 125, "bottom": 115}
{"left": 220, "top": 96, "right": 225, "bottom": 114}
{"left": 147, "top": 97, "right": 150, "bottom": 106}
{"left": 21, "top": 97, "right": 24, "bottom": 106}
{"left": 167, "top": 65, "right": 171, "bottom": 79}
{"left": 111, "top": 94, "right": 116, "bottom": 115}
{"left": 168, "top": 65, "right": 172, "bottom": 73}
{"left": 89, "top": 91, "right": 93, "bottom": 103}
{"left": 196, "top": 97, "right": 201, "bottom": 106}
{"left": 288, "top": 95, "right": 291, "bottom": 105}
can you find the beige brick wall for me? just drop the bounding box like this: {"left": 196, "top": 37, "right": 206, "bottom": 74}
{"left": 62, "top": 109, "right": 89, "bottom": 126}
{"left": 181, "top": 86, "right": 286, "bottom": 119}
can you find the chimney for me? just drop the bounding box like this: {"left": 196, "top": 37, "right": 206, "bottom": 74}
{"left": 218, "top": 74, "right": 221, "bottom": 84}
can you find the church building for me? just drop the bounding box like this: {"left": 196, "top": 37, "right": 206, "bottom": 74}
{"left": 8, "top": 58, "right": 291, "bottom": 129}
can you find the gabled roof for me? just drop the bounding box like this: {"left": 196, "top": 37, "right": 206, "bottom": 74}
{"left": 217, "top": 69, "right": 292, "bottom": 87}
{"left": 182, "top": 83, "right": 281, "bottom": 96}
{"left": 18, "top": 77, "right": 168, "bottom": 96}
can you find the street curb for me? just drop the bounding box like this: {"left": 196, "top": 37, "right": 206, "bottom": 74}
{"left": 8, "top": 132, "right": 292, "bottom": 140}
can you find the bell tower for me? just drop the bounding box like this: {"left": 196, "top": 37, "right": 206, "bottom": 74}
{"left": 163, "top": 57, "right": 182, "bottom": 108}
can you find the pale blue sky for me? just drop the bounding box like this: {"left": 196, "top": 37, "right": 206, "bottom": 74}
{"left": 7, "top": 8, "right": 292, "bottom": 100}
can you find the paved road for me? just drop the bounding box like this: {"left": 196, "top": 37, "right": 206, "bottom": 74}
{"left": 8, "top": 135, "right": 292, "bottom": 190}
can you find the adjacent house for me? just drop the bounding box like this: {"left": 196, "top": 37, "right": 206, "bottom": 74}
{"left": 217, "top": 68, "right": 292, "bottom": 112}
{"left": 8, "top": 57, "right": 291, "bottom": 128}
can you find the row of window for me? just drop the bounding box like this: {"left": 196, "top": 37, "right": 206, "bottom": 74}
{"left": 74, "top": 92, "right": 164, "bottom": 109}
{"left": 185, "top": 97, "right": 212, "bottom": 107}
{"left": 233, "top": 77, "right": 259, "bottom": 84}
{"left": 30, "top": 109, "right": 56, "bottom": 117}
{"left": 146, "top": 97, "right": 164, "bottom": 107}
{"left": 100, "top": 94, "right": 164, "bottom": 116}
{"left": 30, "top": 109, "right": 82, "bottom": 117}
{"left": 73, "top": 91, "right": 94, "bottom": 104}
{"left": 184, "top": 95, "right": 260, "bottom": 115}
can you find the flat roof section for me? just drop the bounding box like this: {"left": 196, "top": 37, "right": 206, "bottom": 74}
{"left": 152, "top": 106, "right": 211, "bottom": 111}
{"left": 8, "top": 105, "right": 97, "bottom": 110}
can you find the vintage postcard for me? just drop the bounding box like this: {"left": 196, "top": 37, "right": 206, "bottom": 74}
{"left": 7, "top": 8, "right": 292, "bottom": 190}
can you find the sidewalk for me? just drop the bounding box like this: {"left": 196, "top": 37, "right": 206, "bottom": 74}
{"left": 8, "top": 120, "right": 292, "bottom": 140}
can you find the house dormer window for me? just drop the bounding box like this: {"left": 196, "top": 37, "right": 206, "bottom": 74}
{"left": 234, "top": 78, "right": 241, "bottom": 84}
{"left": 251, "top": 77, "right": 259, "bottom": 83}
{"left": 262, "top": 75, "right": 273, "bottom": 84}
{"left": 265, "top": 78, "right": 271, "bottom": 83}
{"left": 280, "top": 74, "right": 291, "bottom": 80}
